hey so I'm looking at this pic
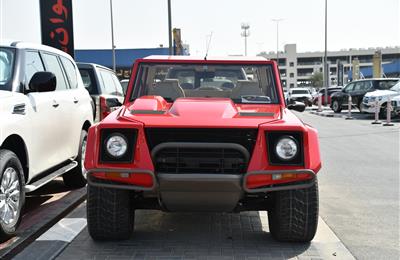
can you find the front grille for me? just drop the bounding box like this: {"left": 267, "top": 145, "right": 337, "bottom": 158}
{"left": 154, "top": 146, "right": 247, "bottom": 174}
{"left": 146, "top": 128, "right": 258, "bottom": 174}
{"left": 145, "top": 128, "right": 257, "bottom": 154}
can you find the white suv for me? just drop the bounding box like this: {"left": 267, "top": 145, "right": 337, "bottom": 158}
{"left": 0, "top": 41, "right": 93, "bottom": 240}
{"left": 362, "top": 81, "right": 400, "bottom": 117}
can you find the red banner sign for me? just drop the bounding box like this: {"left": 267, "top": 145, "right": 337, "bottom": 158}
{"left": 40, "top": 0, "right": 74, "bottom": 58}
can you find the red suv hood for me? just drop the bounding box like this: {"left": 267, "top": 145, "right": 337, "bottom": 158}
{"left": 122, "top": 96, "right": 281, "bottom": 128}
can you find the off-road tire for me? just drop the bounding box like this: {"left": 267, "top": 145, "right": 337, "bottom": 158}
{"left": 87, "top": 184, "right": 134, "bottom": 240}
{"left": 0, "top": 149, "right": 25, "bottom": 242}
{"left": 332, "top": 100, "right": 342, "bottom": 113}
{"left": 268, "top": 180, "right": 319, "bottom": 242}
{"left": 63, "top": 130, "right": 88, "bottom": 188}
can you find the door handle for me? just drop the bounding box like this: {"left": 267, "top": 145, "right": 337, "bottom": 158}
{"left": 52, "top": 100, "right": 59, "bottom": 108}
{"left": 73, "top": 97, "right": 79, "bottom": 104}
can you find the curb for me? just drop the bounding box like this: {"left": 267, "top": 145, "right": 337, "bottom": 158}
{"left": 0, "top": 187, "right": 86, "bottom": 260}
{"left": 309, "top": 111, "right": 337, "bottom": 118}
{"left": 13, "top": 203, "right": 87, "bottom": 260}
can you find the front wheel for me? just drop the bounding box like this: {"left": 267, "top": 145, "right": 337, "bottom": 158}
{"left": 87, "top": 184, "right": 134, "bottom": 240}
{"left": 268, "top": 180, "right": 319, "bottom": 242}
{"left": 332, "top": 100, "right": 342, "bottom": 113}
{"left": 0, "top": 149, "right": 25, "bottom": 242}
{"left": 63, "top": 130, "right": 88, "bottom": 188}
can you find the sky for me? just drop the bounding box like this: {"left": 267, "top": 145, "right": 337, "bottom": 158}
{"left": 0, "top": 0, "right": 399, "bottom": 56}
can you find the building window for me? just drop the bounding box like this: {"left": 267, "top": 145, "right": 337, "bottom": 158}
{"left": 290, "top": 83, "right": 294, "bottom": 88}
{"left": 290, "top": 62, "right": 294, "bottom": 67}
{"left": 290, "top": 73, "right": 294, "bottom": 78}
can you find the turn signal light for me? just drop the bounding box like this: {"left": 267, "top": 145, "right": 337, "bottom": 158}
{"left": 92, "top": 172, "right": 153, "bottom": 187}
{"left": 105, "top": 172, "right": 129, "bottom": 178}
{"left": 272, "top": 173, "right": 297, "bottom": 180}
{"left": 246, "top": 172, "right": 312, "bottom": 189}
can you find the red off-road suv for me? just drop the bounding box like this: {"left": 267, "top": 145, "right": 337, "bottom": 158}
{"left": 84, "top": 56, "right": 321, "bottom": 242}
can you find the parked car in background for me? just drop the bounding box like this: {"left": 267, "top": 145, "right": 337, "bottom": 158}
{"left": 391, "top": 94, "right": 400, "bottom": 117}
{"left": 77, "top": 63, "right": 124, "bottom": 122}
{"left": 283, "top": 90, "right": 289, "bottom": 103}
{"left": 84, "top": 56, "right": 321, "bottom": 243}
{"left": 120, "top": 79, "right": 129, "bottom": 95}
{"left": 312, "top": 87, "right": 343, "bottom": 106}
{"left": 330, "top": 78, "right": 399, "bottom": 113}
{"left": 362, "top": 81, "right": 400, "bottom": 117}
{"left": 0, "top": 41, "right": 93, "bottom": 241}
{"left": 288, "top": 87, "right": 313, "bottom": 106}
{"left": 309, "top": 87, "right": 318, "bottom": 99}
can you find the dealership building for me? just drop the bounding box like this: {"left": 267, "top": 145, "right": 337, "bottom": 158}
{"left": 258, "top": 44, "right": 400, "bottom": 89}
{"left": 75, "top": 44, "right": 190, "bottom": 79}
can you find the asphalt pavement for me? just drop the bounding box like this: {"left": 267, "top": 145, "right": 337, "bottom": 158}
{"left": 296, "top": 110, "right": 399, "bottom": 260}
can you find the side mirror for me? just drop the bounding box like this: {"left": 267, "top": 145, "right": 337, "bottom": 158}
{"left": 29, "top": 72, "right": 56, "bottom": 92}
{"left": 106, "top": 97, "right": 122, "bottom": 108}
{"left": 287, "top": 101, "right": 306, "bottom": 112}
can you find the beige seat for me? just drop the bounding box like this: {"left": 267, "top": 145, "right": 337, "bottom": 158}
{"left": 148, "top": 79, "right": 185, "bottom": 100}
{"left": 231, "top": 80, "right": 263, "bottom": 99}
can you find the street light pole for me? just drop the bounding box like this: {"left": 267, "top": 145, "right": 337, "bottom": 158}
{"left": 272, "top": 18, "right": 283, "bottom": 66}
{"left": 110, "top": 0, "right": 116, "bottom": 72}
{"left": 241, "top": 23, "right": 250, "bottom": 56}
{"left": 167, "top": 0, "right": 173, "bottom": 55}
{"left": 324, "top": 0, "right": 329, "bottom": 105}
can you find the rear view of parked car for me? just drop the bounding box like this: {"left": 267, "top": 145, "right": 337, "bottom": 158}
{"left": 330, "top": 78, "right": 399, "bottom": 113}
{"left": 312, "top": 87, "right": 342, "bottom": 106}
{"left": 0, "top": 41, "right": 93, "bottom": 241}
{"left": 77, "top": 63, "right": 124, "bottom": 122}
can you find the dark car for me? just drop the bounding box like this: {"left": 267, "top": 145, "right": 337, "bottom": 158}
{"left": 312, "top": 87, "right": 342, "bottom": 106}
{"left": 77, "top": 63, "right": 124, "bottom": 121}
{"left": 330, "top": 78, "right": 399, "bottom": 113}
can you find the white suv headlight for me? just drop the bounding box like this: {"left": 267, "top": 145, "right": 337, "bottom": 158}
{"left": 275, "top": 136, "right": 298, "bottom": 161}
{"left": 105, "top": 134, "right": 128, "bottom": 158}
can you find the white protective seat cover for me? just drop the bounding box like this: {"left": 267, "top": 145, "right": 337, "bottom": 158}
{"left": 148, "top": 79, "right": 185, "bottom": 100}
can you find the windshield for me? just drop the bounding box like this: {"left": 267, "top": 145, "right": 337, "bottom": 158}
{"left": 374, "top": 80, "right": 398, "bottom": 90}
{"left": 131, "top": 63, "right": 279, "bottom": 104}
{"left": 0, "top": 47, "right": 15, "bottom": 91}
{"left": 79, "top": 68, "right": 98, "bottom": 94}
{"left": 390, "top": 81, "right": 400, "bottom": 92}
{"left": 291, "top": 90, "right": 309, "bottom": 95}
{"left": 121, "top": 80, "right": 129, "bottom": 95}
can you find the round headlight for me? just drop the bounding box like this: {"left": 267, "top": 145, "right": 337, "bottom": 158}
{"left": 275, "top": 136, "right": 298, "bottom": 161}
{"left": 105, "top": 134, "right": 128, "bottom": 158}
